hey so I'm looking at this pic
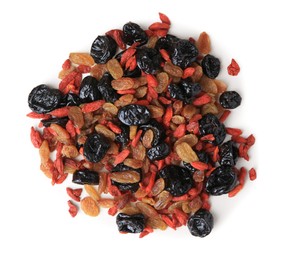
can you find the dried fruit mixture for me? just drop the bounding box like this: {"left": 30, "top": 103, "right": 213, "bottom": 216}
{"left": 27, "top": 13, "right": 256, "bottom": 238}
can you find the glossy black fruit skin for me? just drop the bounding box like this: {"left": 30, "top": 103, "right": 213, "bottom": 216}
{"left": 202, "top": 54, "right": 220, "bottom": 79}
{"left": 136, "top": 47, "right": 162, "bottom": 74}
{"left": 147, "top": 143, "right": 170, "bottom": 161}
{"left": 139, "top": 119, "right": 166, "bottom": 146}
{"left": 79, "top": 76, "right": 101, "bottom": 103}
{"left": 90, "top": 35, "right": 117, "bottom": 64}
{"left": 219, "top": 91, "right": 242, "bottom": 109}
{"left": 83, "top": 133, "right": 110, "bottom": 163}
{"left": 115, "top": 124, "right": 130, "bottom": 146}
{"left": 188, "top": 209, "right": 214, "bottom": 237}
{"left": 116, "top": 213, "right": 145, "bottom": 233}
{"left": 205, "top": 165, "right": 238, "bottom": 195}
{"left": 61, "top": 93, "right": 82, "bottom": 107}
{"left": 41, "top": 116, "right": 69, "bottom": 128}
{"left": 155, "top": 34, "right": 179, "bottom": 52}
{"left": 199, "top": 113, "right": 226, "bottom": 145}
{"left": 118, "top": 104, "right": 151, "bottom": 126}
{"left": 97, "top": 72, "right": 120, "bottom": 103}
{"left": 122, "top": 22, "right": 148, "bottom": 46}
{"left": 158, "top": 165, "right": 194, "bottom": 197}
{"left": 168, "top": 83, "right": 186, "bottom": 101}
{"left": 170, "top": 39, "right": 199, "bottom": 69}
{"left": 123, "top": 66, "right": 142, "bottom": 78}
{"left": 72, "top": 169, "right": 99, "bottom": 185}
{"left": 111, "top": 163, "right": 141, "bottom": 192}
{"left": 28, "top": 84, "right": 63, "bottom": 114}
{"left": 219, "top": 140, "right": 238, "bottom": 166}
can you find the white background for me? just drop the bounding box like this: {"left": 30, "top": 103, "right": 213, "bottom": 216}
{"left": 0, "top": 0, "right": 281, "bottom": 259}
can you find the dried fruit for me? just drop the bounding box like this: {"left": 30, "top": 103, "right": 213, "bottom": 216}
{"left": 81, "top": 196, "right": 100, "bottom": 217}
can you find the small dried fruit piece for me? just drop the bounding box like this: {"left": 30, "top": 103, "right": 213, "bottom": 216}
{"left": 163, "top": 62, "right": 183, "bottom": 78}
{"left": 196, "top": 32, "right": 211, "bottom": 54}
{"left": 154, "top": 191, "right": 172, "bottom": 210}
{"left": 110, "top": 171, "right": 141, "bottom": 183}
{"left": 81, "top": 196, "right": 100, "bottom": 217}
{"left": 69, "top": 53, "right": 95, "bottom": 66}
{"left": 107, "top": 59, "right": 123, "bottom": 79}
{"left": 175, "top": 142, "right": 199, "bottom": 163}
{"left": 227, "top": 59, "right": 240, "bottom": 76}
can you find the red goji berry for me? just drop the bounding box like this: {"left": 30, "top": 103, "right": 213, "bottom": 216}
{"left": 227, "top": 59, "right": 240, "bottom": 76}
{"left": 30, "top": 127, "right": 43, "bottom": 148}
{"left": 68, "top": 200, "right": 78, "bottom": 217}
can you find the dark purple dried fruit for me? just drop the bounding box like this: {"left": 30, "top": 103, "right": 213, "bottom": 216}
{"left": 122, "top": 22, "right": 148, "bottom": 46}
{"left": 116, "top": 213, "right": 145, "bottom": 233}
{"left": 188, "top": 209, "right": 213, "bottom": 237}
{"left": 118, "top": 104, "right": 151, "bottom": 126}
{"left": 201, "top": 54, "right": 220, "bottom": 79}
{"left": 72, "top": 169, "right": 99, "bottom": 185}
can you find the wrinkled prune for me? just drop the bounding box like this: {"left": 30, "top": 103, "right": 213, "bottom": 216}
{"left": 158, "top": 165, "right": 194, "bottom": 197}
{"left": 61, "top": 93, "right": 82, "bottom": 107}
{"left": 72, "top": 169, "right": 99, "bottom": 185}
{"left": 136, "top": 47, "right": 162, "bottom": 74}
{"left": 118, "top": 104, "right": 151, "bottom": 126}
{"left": 139, "top": 119, "right": 166, "bottom": 146}
{"left": 90, "top": 35, "right": 117, "bottom": 64}
{"left": 122, "top": 22, "right": 148, "bottom": 46}
{"left": 199, "top": 113, "right": 226, "bottom": 145}
{"left": 41, "top": 116, "right": 69, "bottom": 127}
{"left": 184, "top": 151, "right": 210, "bottom": 172}
{"left": 219, "top": 140, "right": 238, "bottom": 166}
{"left": 188, "top": 209, "right": 214, "bottom": 237}
{"left": 79, "top": 76, "right": 101, "bottom": 103}
{"left": 201, "top": 54, "right": 220, "bottom": 79}
{"left": 83, "top": 133, "right": 110, "bottom": 163}
{"left": 205, "top": 165, "right": 238, "bottom": 195}
{"left": 28, "top": 84, "right": 63, "bottom": 114}
{"left": 147, "top": 143, "right": 170, "bottom": 161}
{"left": 116, "top": 213, "right": 145, "bottom": 233}
{"left": 115, "top": 124, "right": 130, "bottom": 146}
{"left": 155, "top": 34, "right": 179, "bottom": 52}
{"left": 97, "top": 72, "right": 120, "bottom": 103}
{"left": 171, "top": 39, "right": 199, "bottom": 69}
{"left": 111, "top": 163, "right": 141, "bottom": 192}
{"left": 168, "top": 83, "right": 186, "bottom": 101}
{"left": 219, "top": 91, "right": 242, "bottom": 109}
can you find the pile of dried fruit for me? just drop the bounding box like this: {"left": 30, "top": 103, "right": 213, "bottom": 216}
{"left": 27, "top": 13, "right": 256, "bottom": 238}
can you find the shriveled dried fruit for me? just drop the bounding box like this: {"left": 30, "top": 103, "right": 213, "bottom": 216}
{"left": 81, "top": 196, "right": 100, "bottom": 217}
{"left": 175, "top": 142, "right": 198, "bottom": 163}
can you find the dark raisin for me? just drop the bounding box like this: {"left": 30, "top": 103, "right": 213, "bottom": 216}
{"left": 187, "top": 209, "right": 214, "bottom": 237}
{"left": 28, "top": 84, "right": 63, "bottom": 114}
{"left": 219, "top": 140, "right": 238, "bottom": 166}
{"left": 72, "top": 169, "right": 99, "bottom": 185}
{"left": 155, "top": 34, "right": 179, "bottom": 52}
{"left": 97, "top": 72, "right": 120, "bottom": 103}
{"left": 115, "top": 124, "right": 130, "bottom": 146}
{"left": 116, "top": 213, "right": 145, "bottom": 233}
{"left": 139, "top": 119, "right": 166, "bottom": 146}
{"left": 41, "top": 116, "right": 69, "bottom": 128}
{"left": 111, "top": 163, "right": 141, "bottom": 192}
{"left": 201, "top": 54, "right": 220, "bottom": 79}
{"left": 184, "top": 151, "right": 210, "bottom": 172}
{"left": 219, "top": 91, "right": 242, "bottom": 109}
{"left": 199, "top": 113, "right": 226, "bottom": 145}
{"left": 79, "top": 76, "right": 101, "bottom": 103}
{"left": 90, "top": 35, "right": 117, "bottom": 64}
{"left": 83, "top": 133, "right": 110, "bottom": 163}
{"left": 136, "top": 47, "right": 162, "bottom": 74}
{"left": 60, "top": 93, "right": 82, "bottom": 107}
{"left": 147, "top": 143, "right": 170, "bottom": 161}
{"left": 123, "top": 66, "right": 142, "bottom": 78}
{"left": 205, "top": 165, "right": 238, "bottom": 195}
{"left": 122, "top": 22, "right": 148, "bottom": 46}
{"left": 170, "top": 39, "right": 199, "bottom": 69}
{"left": 168, "top": 83, "right": 186, "bottom": 101}
{"left": 158, "top": 165, "right": 194, "bottom": 197}
{"left": 118, "top": 104, "right": 151, "bottom": 126}
{"left": 179, "top": 79, "right": 201, "bottom": 99}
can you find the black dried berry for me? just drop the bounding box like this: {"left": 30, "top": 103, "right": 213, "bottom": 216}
{"left": 97, "top": 72, "right": 120, "bottom": 103}
{"left": 118, "top": 104, "right": 151, "bottom": 126}
{"left": 155, "top": 34, "right": 179, "bottom": 52}
{"left": 199, "top": 113, "right": 226, "bottom": 145}
{"left": 79, "top": 76, "right": 101, "bottom": 103}
{"left": 219, "top": 140, "right": 238, "bottom": 166}
{"left": 136, "top": 47, "right": 162, "bottom": 74}
{"left": 72, "top": 169, "right": 99, "bottom": 185}
{"left": 139, "top": 119, "right": 166, "bottom": 146}
{"left": 41, "top": 116, "right": 69, "bottom": 128}
{"left": 60, "top": 93, "right": 82, "bottom": 107}
{"left": 115, "top": 124, "right": 130, "bottom": 146}
{"left": 201, "top": 54, "right": 220, "bottom": 79}
{"left": 219, "top": 91, "right": 242, "bottom": 109}
{"left": 158, "top": 165, "right": 194, "bottom": 197}
{"left": 187, "top": 209, "right": 214, "bottom": 237}
{"left": 111, "top": 163, "right": 141, "bottom": 192}
{"left": 83, "top": 133, "right": 110, "bottom": 163}
{"left": 90, "top": 35, "right": 117, "bottom": 64}
{"left": 28, "top": 84, "right": 63, "bottom": 114}
{"left": 170, "top": 39, "right": 199, "bottom": 69}
{"left": 116, "top": 213, "right": 145, "bottom": 233}
{"left": 122, "top": 22, "right": 148, "bottom": 46}
{"left": 168, "top": 83, "right": 186, "bottom": 101}
{"left": 123, "top": 66, "right": 142, "bottom": 78}
{"left": 147, "top": 143, "right": 170, "bottom": 161}
{"left": 205, "top": 165, "right": 238, "bottom": 195}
